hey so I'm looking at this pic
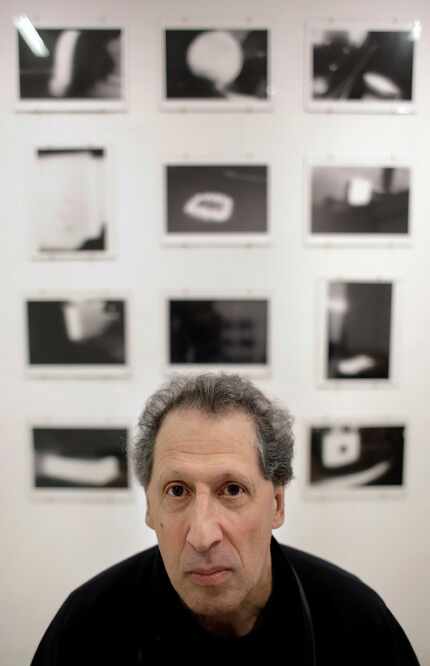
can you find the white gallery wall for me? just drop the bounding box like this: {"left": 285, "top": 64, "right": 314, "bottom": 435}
{"left": 1, "top": 0, "right": 429, "bottom": 663}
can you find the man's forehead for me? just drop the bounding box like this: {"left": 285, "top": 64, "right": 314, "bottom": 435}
{"left": 152, "top": 445, "right": 263, "bottom": 492}
{"left": 156, "top": 406, "right": 259, "bottom": 444}
{"left": 152, "top": 407, "right": 260, "bottom": 466}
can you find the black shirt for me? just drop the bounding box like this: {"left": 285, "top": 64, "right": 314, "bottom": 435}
{"left": 31, "top": 538, "right": 420, "bottom": 664}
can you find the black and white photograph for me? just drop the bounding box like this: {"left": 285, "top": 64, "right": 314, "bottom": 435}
{"left": 306, "top": 22, "right": 418, "bottom": 113}
{"left": 163, "top": 28, "right": 270, "bottom": 110}
{"left": 31, "top": 426, "right": 129, "bottom": 493}
{"left": 324, "top": 281, "right": 393, "bottom": 381}
{"left": 165, "top": 164, "right": 268, "bottom": 242}
{"left": 306, "top": 424, "right": 405, "bottom": 497}
{"left": 31, "top": 147, "right": 113, "bottom": 259}
{"left": 16, "top": 20, "right": 125, "bottom": 111}
{"left": 309, "top": 164, "right": 410, "bottom": 242}
{"left": 168, "top": 297, "right": 269, "bottom": 372}
{"left": 26, "top": 295, "right": 128, "bottom": 377}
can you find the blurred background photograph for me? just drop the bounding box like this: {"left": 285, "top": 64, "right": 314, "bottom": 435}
{"left": 26, "top": 297, "right": 127, "bottom": 370}
{"left": 325, "top": 281, "right": 392, "bottom": 380}
{"left": 32, "top": 427, "right": 129, "bottom": 491}
{"left": 169, "top": 298, "right": 268, "bottom": 366}
{"left": 166, "top": 164, "right": 268, "bottom": 237}
{"left": 309, "top": 26, "right": 416, "bottom": 109}
{"left": 308, "top": 424, "right": 405, "bottom": 492}
{"left": 31, "top": 147, "right": 110, "bottom": 258}
{"left": 164, "top": 28, "right": 268, "bottom": 103}
{"left": 16, "top": 23, "right": 123, "bottom": 106}
{"left": 310, "top": 165, "right": 410, "bottom": 237}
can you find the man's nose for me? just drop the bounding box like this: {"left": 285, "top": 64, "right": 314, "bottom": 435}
{"left": 185, "top": 495, "right": 223, "bottom": 553}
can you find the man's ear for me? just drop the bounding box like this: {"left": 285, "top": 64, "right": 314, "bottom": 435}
{"left": 272, "top": 485, "right": 285, "bottom": 529}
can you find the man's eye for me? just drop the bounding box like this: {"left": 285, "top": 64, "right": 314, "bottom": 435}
{"left": 166, "top": 484, "right": 187, "bottom": 498}
{"left": 223, "top": 483, "right": 244, "bottom": 497}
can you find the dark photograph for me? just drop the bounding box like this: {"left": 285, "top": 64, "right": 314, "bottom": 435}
{"left": 27, "top": 298, "right": 127, "bottom": 367}
{"left": 17, "top": 24, "right": 122, "bottom": 101}
{"left": 32, "top": 427, "right": 128, "bottom": 489}
{"left": 311, "top": 165, "right": 410, "bottom": 236}
{"left": 326, "top": 281, "right": 392, "bottom": 380}
{"left": 32, "top": 148, "right": 109, "bottom": 257}
{"left": 169, "top": 299, "right": 268, "bottom": 365}
{"left": 165, "top": 29, "right": 268, "bottom": 101}
{"left": 166, "top": 165, "right": 268, "bottom": 235}
{"left": 311, "top": 28, "right": 414, "bottom": 103}
{"left": 309, "top": 425, "right": 405, "bottom": 489}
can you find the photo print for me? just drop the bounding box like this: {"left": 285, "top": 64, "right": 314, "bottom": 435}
{"left": 26, "top": 295, "right": 128, "bottom": 375}
{"left": 307, "top": 23, "right": 417, "bottom": 112}
{"left": 166, "top": 164, "right": 268, "bottom": 240}
{"left": 163, "top": 28, "right": 269, "bottom": 108}
{"left": 325, "top": 281, "right": 392, "bottom": 381}
{"left": 169, "top": 298, "right": 268, "bottom": 369}
{"left": 16, "top": 20, "right": 124, "bottom": 110}
{"left": 307, "top": 424, "right": 405, "bottom": 494}
{"left": 310, "top": 165, "right": 410, "bottom": 240}
{"left": 31, "top": 147, "right": 112, "bottom": 259}
{"left": 32, "top": 427, "right": 129, "bottom": 491}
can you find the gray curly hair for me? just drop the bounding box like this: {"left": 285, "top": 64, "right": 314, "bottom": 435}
{"left": 132, "top": 373, "right": 294, "bottom": 489}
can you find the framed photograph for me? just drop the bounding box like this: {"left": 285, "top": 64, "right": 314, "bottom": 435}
{"left": 305, "top": 422, "right": 406, "bottom": 499}
{"left": 164, "top": 163, "right": 269, "bottom": 245}
{"left": 25, "top": 292, "right": 129, "bottom": 378}
{"left": 162, "top": 27, "right": 271, "bottom": 111}
{"left": 15, "top": 20, "right": 126, "bottom": 112}
{"left": 319, "top": 280, "right": 394, "bottom": 385}
{"left": 30, "top": 425, "right": 131, "bottom": 501}
{"left": 30, "top": 146, "right": 115, "bottom": 260}
{"left": 306, "top": 159, "right": 411, "bottom": 245}
{"left": 166, "top": 294, "right": 270, "bottom": 376}
{"left": 305, "top": 20, "right": 419, "bottom": 113}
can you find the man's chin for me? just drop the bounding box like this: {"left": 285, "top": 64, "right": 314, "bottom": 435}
{"left": 184, "top": 589, "right": 240, "bottom": 618}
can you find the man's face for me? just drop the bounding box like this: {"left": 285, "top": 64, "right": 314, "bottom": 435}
{"left": 145, "top": 407, "right": 285, "bottom": 629}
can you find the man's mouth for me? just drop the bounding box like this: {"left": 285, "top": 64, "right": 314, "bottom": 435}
{"left": 188, "top": 568, "right": 232, "bottom": 586}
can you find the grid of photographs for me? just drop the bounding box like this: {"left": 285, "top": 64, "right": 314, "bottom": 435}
{"left": 305, "top": 423, "right": 405, "bottom": 498}
{"left": 164, "top": 163, "right": 269, "bottom": 244}
{"left": 162, "top": 28, "right": 270, "bottom": 111}
{"left": 307, "top": 161, "right": 411, "bottom": 245}
{"left": 16, "top": 24, "right": 125, "bottom": 112}
{"left": 16, "top": 14, "right": 417, "bottom": 504}
{"left": 305, "top": 21, "right": 418, "bottom": 114}
{"left": 30, "top": 146, "right": 114, "bottom": 259}
{"left": 26, "top": 294, "right": 129, "bottom": 377}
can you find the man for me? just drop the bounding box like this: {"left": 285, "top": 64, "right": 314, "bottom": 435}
{"left": 31, "top": 373, "right": 419, "bottom": 664}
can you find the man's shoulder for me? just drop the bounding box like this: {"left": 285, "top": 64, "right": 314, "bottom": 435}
{"left": 279, "top": 542, "right": 366, "bottom": 583}
{"left": 277, "top": 541, "right": 384, "bottom": 609}
{"left": 31, "top": 547, "right": 161, "bottom": 664}
{"left": 275, "top": 542, "right": 419, "bottom": 664}
{"left": 67, "top": 545, "right": 159, "bottom": 610}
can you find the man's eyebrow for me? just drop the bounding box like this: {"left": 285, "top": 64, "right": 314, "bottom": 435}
{"left": 157, "top": 469, "right": 185, "bottom": 484}
{"left": 157, "top": 469, "right": 254, "bottom": 488}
